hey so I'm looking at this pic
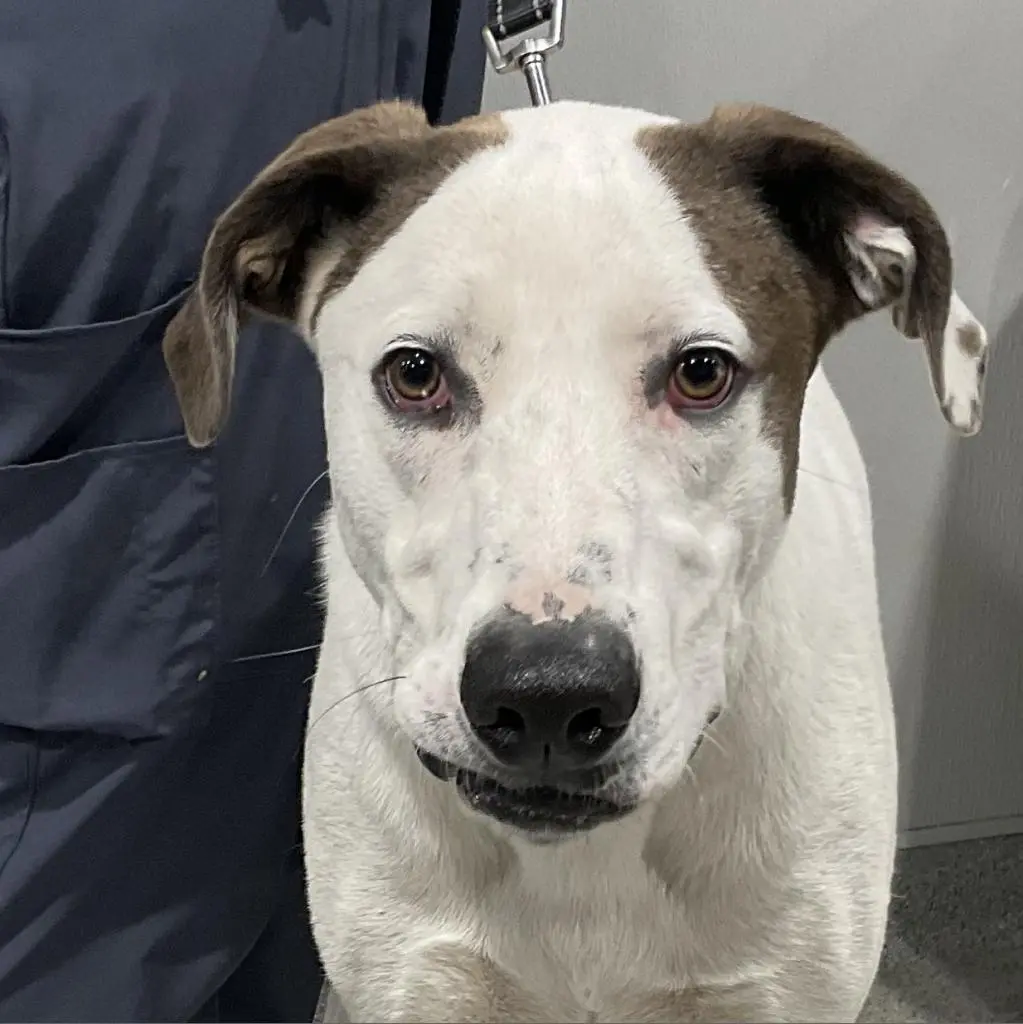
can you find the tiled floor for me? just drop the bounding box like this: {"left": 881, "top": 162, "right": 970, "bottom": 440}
{"left": 862, "top": 834, "right": 1023, "bottom": 1023}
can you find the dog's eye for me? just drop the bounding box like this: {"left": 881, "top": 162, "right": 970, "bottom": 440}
{"left": 381, "top": 348, "right": 451, "bottom": 413}
{"left": 667, "top": 348, "right": 736, "bottom": 411}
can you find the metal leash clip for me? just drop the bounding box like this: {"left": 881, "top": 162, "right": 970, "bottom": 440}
{"left": 482, "top": 0, "right": 565, "bottom": 107}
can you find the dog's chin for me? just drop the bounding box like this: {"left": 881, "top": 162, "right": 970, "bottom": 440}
{"left": 416, "top": 749, "right": 634, "bottom": 838}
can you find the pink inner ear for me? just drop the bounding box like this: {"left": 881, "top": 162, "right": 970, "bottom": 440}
{"left": 844, "top": 215, "right": 916, "bottom": 324}
{"left": 850, "top": 212, "right": 893, "bottom": 236}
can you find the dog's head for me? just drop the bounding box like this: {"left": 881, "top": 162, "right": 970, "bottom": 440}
{"left": 165, "top": 100, "right": 987, "bottom": 837}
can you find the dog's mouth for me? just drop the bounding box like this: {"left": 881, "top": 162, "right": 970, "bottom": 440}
{"left": 416, "top": 749, "right": 632, "bottom": 836}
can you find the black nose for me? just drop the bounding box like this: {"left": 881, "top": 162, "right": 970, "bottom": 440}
{"left": 460, "top": 610, "right": 640, "bottom": 773}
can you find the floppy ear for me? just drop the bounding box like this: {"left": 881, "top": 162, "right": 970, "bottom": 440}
{"left": 162, "top": 101, "right": 432, "bottom": 448}
{"left": 702, "top": 103, "right": 988, "bottom": 435}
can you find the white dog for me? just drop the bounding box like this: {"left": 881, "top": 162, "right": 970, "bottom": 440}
{"left": 163, "top": 99, "right": 988, "bottom": 1022}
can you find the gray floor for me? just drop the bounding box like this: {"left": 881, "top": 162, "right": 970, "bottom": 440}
{"left": 862, "top": 834, "right": 1023, "bottom": 1023}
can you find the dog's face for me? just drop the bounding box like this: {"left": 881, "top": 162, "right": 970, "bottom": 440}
{"left": 165, "top": 100, "right": 986, "bottom": 837}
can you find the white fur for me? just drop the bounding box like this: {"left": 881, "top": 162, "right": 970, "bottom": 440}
{"left": 302, "top": 102, "right": 899, "bottom": 1022}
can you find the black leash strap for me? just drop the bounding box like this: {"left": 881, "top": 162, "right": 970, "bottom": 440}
{"left": 483, "top": 0, "right": 565, "bottom": 106}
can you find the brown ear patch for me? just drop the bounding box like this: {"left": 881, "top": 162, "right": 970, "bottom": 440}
{"left": 162, "top": 103, "right": 507, "bottom": 448}
{"left": 162, "top": 288, "right": 235, "bottom": 449}
{"left": 308, "top": 113, "right": 508, "bottom": 333}
{"left": 200, "top": 102, "right": 434, "bottom": 331}
{"left": 638, "top": 103, "right": 974, "bottom": 511}
{"left": 698, "top": 103, "right": 952, "bottom": 346}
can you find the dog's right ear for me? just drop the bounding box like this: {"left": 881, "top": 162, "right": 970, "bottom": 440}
{"left": 163, "top": 101, "right": 431, "bottom": 448}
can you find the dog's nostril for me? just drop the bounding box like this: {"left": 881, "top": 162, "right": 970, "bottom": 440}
{"left": 475, "top": 707, "right": 527, "bottom": 757}
{"left": 565, "top": 707, "right": 627, "bottom": 758}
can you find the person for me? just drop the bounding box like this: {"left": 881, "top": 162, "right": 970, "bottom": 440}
{"left": 0, "top": 2, "right": 488, "bottom": 1019}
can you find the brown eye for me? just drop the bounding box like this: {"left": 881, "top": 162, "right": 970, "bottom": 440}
{"left": 382, "top": 348, "right": 449, "bottom": 412}
{"left": 667, "top": 348, "right": 736, "bottom": 410}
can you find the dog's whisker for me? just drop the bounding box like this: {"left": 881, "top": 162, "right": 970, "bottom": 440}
{"left": 228, "top": 642, "right": 321, "bottom": 664}
{"left": 306, "top": 675, "right": 405, "bottom": 739}
{"left": 260, "top": 470, "right": 331, "bottom": 576}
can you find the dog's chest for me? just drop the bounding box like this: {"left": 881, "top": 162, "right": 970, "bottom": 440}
{"left": 479, "top": 840, "right": 691, "bottom": 1017}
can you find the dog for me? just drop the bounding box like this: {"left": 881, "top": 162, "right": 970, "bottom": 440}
{"left": 163, "top": 98, "right": 988, "bottom": 1022}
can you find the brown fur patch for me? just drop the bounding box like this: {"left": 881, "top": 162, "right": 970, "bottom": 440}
{"left": 162, "top": 102, "right": 506, "bottom": 447}
{"left": 957, "top": 317, "right": 986, "bottom": 359}
{"left": 162, "top": 283, "right": 233, "bottom": 450}
{"left": 638, "top": 104, "right": 952, "bottom": 511}
{"left": 309, "top": 112, "right": 507, "bottom": 331}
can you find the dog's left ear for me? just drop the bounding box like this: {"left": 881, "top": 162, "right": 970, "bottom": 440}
{"left": 163, "top": 101, "right": 432, "bottom": 447}
{"left": 701, "top": 103, "right": 988, "bottom": 435}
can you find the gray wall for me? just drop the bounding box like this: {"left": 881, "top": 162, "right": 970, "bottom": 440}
{"left": 482, "top": 0, "right": 1023, "bottom": 842}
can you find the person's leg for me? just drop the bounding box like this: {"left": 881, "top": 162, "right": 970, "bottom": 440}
{"left": 214, "top": 848, "right": 323, "bottom": 1023}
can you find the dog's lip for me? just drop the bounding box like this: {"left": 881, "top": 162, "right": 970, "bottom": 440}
{"left": 416, "top": 747, "right": 457, "bottom": 782}
{"left": 456, "top": 770, "right": 629, "bottom": 833}
{"left": 414, "top": 747, "right": 631, "bottom": 833}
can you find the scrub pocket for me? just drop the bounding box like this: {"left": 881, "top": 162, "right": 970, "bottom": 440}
{"left": 0, "top": 291, "right": 220, "bottom": 876}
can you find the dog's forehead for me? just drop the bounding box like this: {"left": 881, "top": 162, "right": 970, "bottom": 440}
{"left": 457, "top": 104, "right": 752, "bottom": 347}
{"left": 329, "top": 102, "right": 755, "bottom": 362}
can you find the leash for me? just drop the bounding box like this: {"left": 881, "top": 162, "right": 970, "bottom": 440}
{"left": 482, "top": 0, "right": 565, "bottom": 106}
